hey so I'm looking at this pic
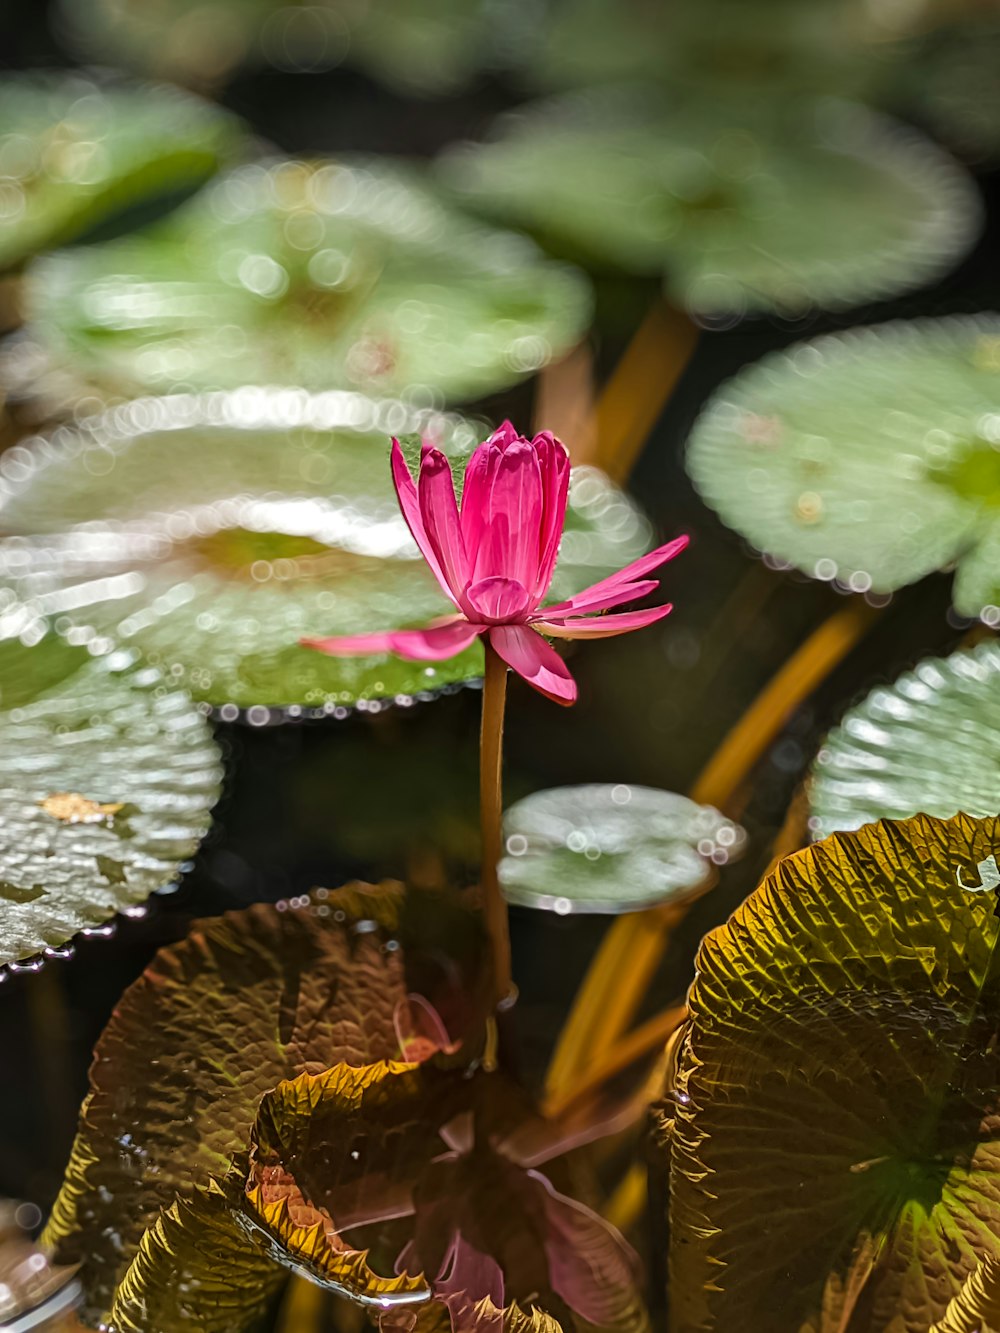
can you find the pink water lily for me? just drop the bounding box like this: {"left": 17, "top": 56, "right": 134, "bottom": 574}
{"left": 302, "top": 422, "right": 688, "bottom": 705}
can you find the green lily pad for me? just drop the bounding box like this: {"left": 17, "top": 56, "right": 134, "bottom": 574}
{"left": 809, "top": 638, "right": 1000, "bottom": 841}
{"left": 19, "top": 157, "right": 590, "bottom": 407}
{"left": 0, "top": 393, "right": 653, "bottom": 714}
{"left": 438, "top": 90, "right": 980, "bottom": 317}
{"left": 906, "top": 18, "right": 1000, "bottom": 164}
{"left": 663, "top": 811, "right": 1000, "bottom": 1332}
{"left": 0, "top": 71, "right": 243, "bottom": 272}
{"left": 499, "top": 784, "right": 745, "bottom": 914}
{"left": 0, "top": 625, "right": 221, "bottom": 970}
{"left": 524, "top": 0, "right": 899, "bottom": 102}
{"left": 685, "top": 315, "right": 1000, "bottom": 612}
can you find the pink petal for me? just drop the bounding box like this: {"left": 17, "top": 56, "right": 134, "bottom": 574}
{"left": 471, "top": 443, "right": 544, "bottom": 591}
{"left": 534, "top": 603, "right": 673, "bottom": 639}
{"left": 460, "top": 441, "right": 503, "bottom": 554}
{"left": 465, "top": 576, "right": 532, "bottom": 622}
{"left": 418, "top": 448, "right": 469, "bottom": 603}
{"left": 302, "top": 617, "right": 482, "bottom": 662}
{"left": 489, "top": 625, "right": 577, "bottom": 706}
{"left": 534, "top": 577, "right": 660, "bottom": 620}
{"left": 544, "top": 536, "right": 689, "bottom": 616}
{"left": 532, "top": 433, "right": 571, "bottom": 603}
{"left": 486, "top": 420, "right": 521, "bottom": 451}
{"left": 391, "top": 439, "right": 458, "bottom": 607}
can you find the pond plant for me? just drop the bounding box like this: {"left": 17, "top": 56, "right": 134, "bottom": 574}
{"left": 7, "top": 10, "right": 1000, "bottom": 1333}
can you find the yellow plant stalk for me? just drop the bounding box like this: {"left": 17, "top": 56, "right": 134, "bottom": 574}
{"left": 590, "top": 301, "right": 699, "bottom": 484}
{"left": 546, "top": 598, "right": 881, "bottom": 1108}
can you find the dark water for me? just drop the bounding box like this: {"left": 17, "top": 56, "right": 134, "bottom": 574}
{"left": 2, "top": 5, "right": 1000, "bottom": 1323}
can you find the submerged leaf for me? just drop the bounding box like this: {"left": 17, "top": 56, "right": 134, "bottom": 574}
{"left": 810, "top": 639, "right": 1000, "bottom": 840}
{"left": 685, "top": 315, "right": 1000, "bottom": 610}
{"left": 20, "top": 157, "right": 590, "bottom": 406}
{"left": 0, "top": 393, "right": 652, "bottom": 712}
{"left": 499, "top": 784, "right": 744, "bottom": 914}
{"left": 439, "top": 90, "right": 979, "bottom": 316}
{"left": 43, "top": 884, "right": 469, "bottom": 1324}
{"left": 664, "top": 812, "right": 1000, "bottom": 1332}
{"left": 0, "top": 627, "right": 220, "bottom": 968}
{"left": 0, "top": 72, "right": 241, "bottom": 271}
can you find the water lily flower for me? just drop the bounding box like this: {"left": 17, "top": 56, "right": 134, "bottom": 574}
{"left": 302, "top": 422, "right": 688, "bottom": 705}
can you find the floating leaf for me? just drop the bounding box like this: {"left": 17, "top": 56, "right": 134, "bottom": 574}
{"left": 809, "top": 639, "right": 1000, "bottom": 841}
{"left": 499, "top": 784, "right": 745, "bottom": 914}
{"left": 0, "top": 626, "right": 220, "bottom": 970}
{"left": 19, "top": 157, "right": 590, "bottom": 406}
{"left": 0, "top": 72, "right": 242, "bottom": 271}
{"left": 42, "top": 883, "right": 469, "bottom": 1324}
{"left": 907, "top": 18, "right": 1000, "bottom": 165}
{"left": 524, "top": 0, "right": 897, "bottom": 102}
{"left": 438, "top": 91, "right": 980, "bottom": 316}
{"left": 0, "top": 392, "right": 652, "bottom": 713}
{"left": 685, "top": 315, "right": 1000, "bottom": 610}
{"left": 663, "top": 812, "right": 1000, "bottom": 1332}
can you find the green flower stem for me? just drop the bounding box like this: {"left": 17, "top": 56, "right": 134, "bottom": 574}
{"left": 480, "top": 639, "right": 513, "bottom": 1010}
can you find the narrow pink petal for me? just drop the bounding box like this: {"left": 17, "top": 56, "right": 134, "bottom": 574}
{"left": 418, "top": 448, "right": 469, "bottom": 603}
{"left": 532, "top": 435, "right": 571, "bottom": 603}
{"left": 391, "top": 438, "right": 458, "bottom": 607}
{"left": 472, "top": 443, "right": 543, "bottom": 590}
{"left": 489, "top": 625, "right": 577, "bottom": 705}
{"left": 460, "top": 441, "right": 502, "bottom": 553}
{"left": 465, "top": 576, "right": 531, "bottom": 622}
{"left": 302, "top": 618, "right": 481, "bottom": 661}
{"left": 544, "top": 536, "right": 689, "bottom": 615}
{"left": 386, "top": 620, "right": 484, "bottom": 660}
{"left": 301, "top": 630, "right": 397, "bottom": 656}
{"left": 534, "top": 604, "right": 673, "bottom": 639}
{"left": 533, "top": 578, "right": 659, "bottom": 620}
{"left": 486, "top": 419, "right": 521, "bottom": 451}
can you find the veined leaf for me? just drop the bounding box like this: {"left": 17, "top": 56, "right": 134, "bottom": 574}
{"left": 242, "top": 1061, "right": 645, "bottom": 1332}
{"left": 685, "top": 315, "right": 1000, "bottom": 611}
{"left": 0, "top": 393, "right": 652, "bottom": 713}
{"left": 106, "top": 1180, "right": 283, "bottom": 1333}
{"left": 0, "top": 626, "right": 220, "bottom": 969}
{"left": 42, "top": 884, "right": 456, "bottom": 1324}
{"left": 931, "top": 1256, "right": 1000, "bottom": 1333}
{"left": 810, "top": 639, "right": 1000, "bottom": 840}
{"left": 664, "top": 812, "right": 1000, "bottom": 1332}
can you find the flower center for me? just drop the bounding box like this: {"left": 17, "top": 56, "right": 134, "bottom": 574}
{"left": 464, "top": 576, "right": 532, "bottom": 624}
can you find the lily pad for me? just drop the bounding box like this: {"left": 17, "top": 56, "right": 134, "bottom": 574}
{"left": 0, "top": 71, "right": 242, "bottom": 272}
{"left": 685, "top": 315, "right": 1000, "bottom": 612}
{"left": 0, "top": 624, "right": 220, "bottom": 971}
{"left": 524, "top": 0, "right": 898, "bottom": 102}
{"left": 906, "top": 18, "right": 1000, "bottom": 164}
{"left": 0, "top": 392, "right": 652, "bottom": 714}
{"left": 810, "top": 639, "right": 1000, "bottom": 841}
{"left": 499, "top": 784, "right": 745, "bottom": 914}
{"left": 19, "top": 157, "right": 591, "bottom": 406}
{"left": 438, "top": 90, "right": 980, "bottom": 317}
{"left": 662, "top": 811, "right": 1000, "bottom": 1332}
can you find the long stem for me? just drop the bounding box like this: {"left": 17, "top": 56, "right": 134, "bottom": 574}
{"left": 480, "top": 638, "right": 513, "bottom": 1009}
